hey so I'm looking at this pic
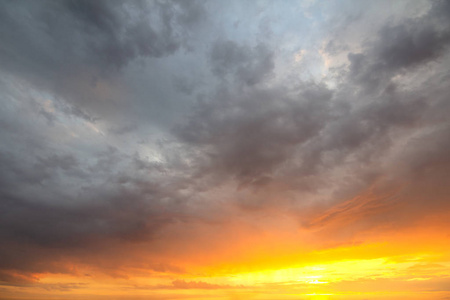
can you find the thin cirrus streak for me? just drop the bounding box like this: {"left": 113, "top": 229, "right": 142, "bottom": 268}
{"left": 0, "top": 0, "right": 450, "bottom": 299}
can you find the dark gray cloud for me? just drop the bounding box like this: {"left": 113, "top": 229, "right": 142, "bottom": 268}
{"left": 0, "top": 0, "right": 203, "bottom": 74}
{"left": 175, "top": 0, "right": 450, "bottom": 217}
{"left": 175, "top": 83, "right": 332, "bottom": 186}
{"left": 210, "top": 40, "right": 274, "bottom": 86}
{"left": 0, "top": 142, "right": 201, "bottom": 283}
{"left": 0, "top": 0, "right": 206, "bottom": 127}
{"left": 345, "top": 0, "right": 450, "bottom": 92}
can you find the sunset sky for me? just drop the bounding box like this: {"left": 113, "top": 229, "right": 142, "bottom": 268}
{"left": 1, "top": 0, "right": 450, "bottom": 299}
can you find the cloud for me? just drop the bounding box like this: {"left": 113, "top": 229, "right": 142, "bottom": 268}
{"left": 346, "top": 0, "right": 450, "bottom": 92}
{"left": 175, "top": 82, "right": 332, "bottom": 186}
{"left": 0, "top": 0, "right": 207, "bottom": 128}
{"left": 1, "top": 0, "right": 450, "bottom": 293}
{"left": 209, "top": 40, "right": 274, "bottom": 86}
{"left": 174, "top": 0, "right": 450, "bottom": 223}
{"left": 0, "top": 0, "right": 205, "bottom": 74}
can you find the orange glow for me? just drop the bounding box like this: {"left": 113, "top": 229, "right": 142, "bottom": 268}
{"left": 2, "top": 217, "right": 449, "bottom": 300}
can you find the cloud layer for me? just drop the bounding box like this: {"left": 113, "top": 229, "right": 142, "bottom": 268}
{"left": 1, "top": 0, "right": 450, "bottom": 297}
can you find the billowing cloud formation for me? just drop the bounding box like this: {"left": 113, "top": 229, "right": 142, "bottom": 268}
{"left": 1, "top": 0, "right": 450, "bottom": 299}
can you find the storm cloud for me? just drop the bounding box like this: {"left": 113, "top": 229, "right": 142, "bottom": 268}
{"left": 1, "top": 0, "right": 450, "bottom": 295}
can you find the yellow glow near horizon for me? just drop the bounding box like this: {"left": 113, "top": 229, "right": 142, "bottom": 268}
{"left": 2, "top": 226, "right": 449, "bottom": 300}
{"left": 226, "top": 257, "right": 391, "bottom": 286}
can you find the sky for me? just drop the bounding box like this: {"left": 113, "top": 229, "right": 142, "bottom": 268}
{"left": 1, "top": 0, "right": 450, "bottom": 299}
